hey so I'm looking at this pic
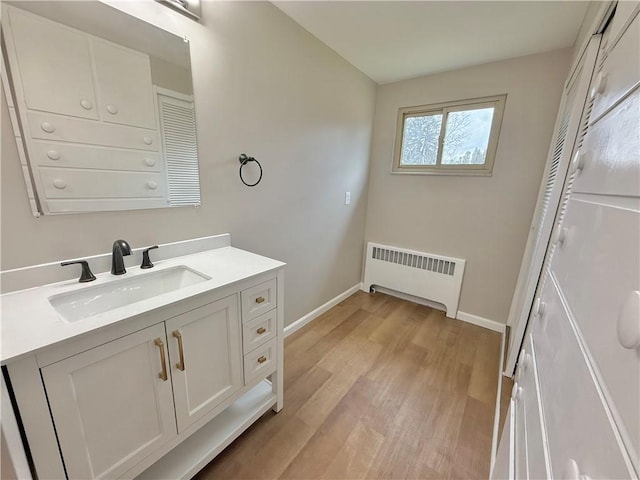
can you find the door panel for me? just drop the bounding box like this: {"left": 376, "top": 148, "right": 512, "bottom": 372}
{"left": 551, "top": 197, "right": 640, "bottom": 462}
{"left": 166, "top": 294, "right": 242, "bottom": 432}
{"left": 532, "top": 277, "right": 632, "bottom": 479}
{"left": 92, "top": 38, "right": 156, "bottom": 129}
{"left": 41, "top": 323, "right": 177, "bottom": 479}
{"left": 6, "top": 7, "right": 98, "bottom": 120}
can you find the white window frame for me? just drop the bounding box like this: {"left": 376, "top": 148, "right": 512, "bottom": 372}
{"left": 392, "top": 94, "right": 507, "bottom": 176}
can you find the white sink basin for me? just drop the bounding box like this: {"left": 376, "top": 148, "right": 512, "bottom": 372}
{"left": 49, "top": 266, "right": 210, "bottom": 322}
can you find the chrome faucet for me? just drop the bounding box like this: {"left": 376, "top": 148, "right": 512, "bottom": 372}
{"left": 111, "top": 239, "right": 132, "bottom": 275}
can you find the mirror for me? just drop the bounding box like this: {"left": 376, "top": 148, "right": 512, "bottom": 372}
{"left": 2, "top": 1, "right": 201, "bottom": 216}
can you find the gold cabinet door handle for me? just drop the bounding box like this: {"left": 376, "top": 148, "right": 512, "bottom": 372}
{"left": 172, "top": 330, "right": 185, "bottom": 371}
{"left": 255, "top": 296, "right": 265, "bottom": 304}
{"left": 154, "top": 338, "right": 168, "bottom": 381}
{"left": 256, "top": 327, "right": 266, "bottom": 335}
{"left": 257, "top": 355, "right": 267, "bottom": 364}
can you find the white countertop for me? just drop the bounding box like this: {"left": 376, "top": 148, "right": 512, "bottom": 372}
{"left": 1, "top": 246, "right": 285, "bottom": 364}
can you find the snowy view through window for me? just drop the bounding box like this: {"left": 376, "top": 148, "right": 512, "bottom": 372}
{"left": 400, "top": 107, "right": 495, "bottom": 166}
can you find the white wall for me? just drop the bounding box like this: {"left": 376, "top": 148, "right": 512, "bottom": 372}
{"left": 364, "top": 49, "right": 572, "bottom": 324}
{"left": 0, "top": 1, "right": 376, "bottom": 327}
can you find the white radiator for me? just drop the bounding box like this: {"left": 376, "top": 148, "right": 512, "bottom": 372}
{"left": 362, "top": 242, "right": 466, "bottom": 318}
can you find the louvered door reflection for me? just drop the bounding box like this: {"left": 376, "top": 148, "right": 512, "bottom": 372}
{"left": 157, "top": 90, "right": 201, "bottom": 206}
{"left": 504, "top": 35, "right": 602, "bottom": 374}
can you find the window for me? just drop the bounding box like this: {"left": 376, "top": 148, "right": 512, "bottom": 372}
{"left": 393, "top": 95, "right": 506, "bottom": 175}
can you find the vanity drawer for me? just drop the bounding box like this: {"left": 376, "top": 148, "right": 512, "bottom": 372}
{"left": 591, "top": 12, "right": 639, "bottom": 121}
{"left": 551, "top": 197, "right": 640, "bottom": 461}
{"left": 574, "top": 88, "right": 639, "bottom": 197}
{"left": 39, "top": 168, "right": 166, "bottom": 199}
{"left": 30, "top": 141, "right": 162, "bottom": 172}
{"left": 241, "top": 278, "right": 276, "bottom": 320}
{"left": 531, "top": 276, "right": 632, "bottom": 479}
{"left": 242, "top": 309, "right": 276, "bottom": 354}
{"left": 243, "top": 338, "right": 276, "bottom": 385}
{"left": 27, "top": 110, "right": 159, "bottom": 151}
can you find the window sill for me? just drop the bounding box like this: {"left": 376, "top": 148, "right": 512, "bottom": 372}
{"left": 391, "top": 169, "right": 494, "bottom": 177}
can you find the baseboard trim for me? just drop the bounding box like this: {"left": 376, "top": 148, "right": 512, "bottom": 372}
{"left": 283, "top": 285, "right": 504, "bottom": 337}
{"left": 456, "top": 311, "right": 505, "bottom": 333}
{"left": 284, "top": 283, "right": 362, "bottom": 338}
{"left": 359, "top": 285, "right": 505, "bottom": 334}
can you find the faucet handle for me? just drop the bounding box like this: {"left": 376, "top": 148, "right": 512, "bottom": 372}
{"left": 61, "top": 260, "right": 97, "bottom": 283}
{"left": 141, "top": 246, "right": 159, "bottom": 269}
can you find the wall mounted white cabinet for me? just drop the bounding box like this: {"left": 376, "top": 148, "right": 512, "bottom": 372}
{"left": 494, "top": 3, "right": 640, "bottom": 479}
{"left": 1, "top": 240, "right": 285, "bottom": 480}
{"left": 7, "top": 7, "right": 98, "bottom": 120}
{"left": 5, "top": 6, "right": 155, "bottom": 128}
{"left": 9, "top": 6, "right": 155, "bottom": 130}
{"left": 503, "top": 22, "right": 601, "bottom": 374}
{"left": 1, "top": 4, "right": 194, "bottom": 214}
{"left": 92, "top": 39, "right": 156, "bottom": 129}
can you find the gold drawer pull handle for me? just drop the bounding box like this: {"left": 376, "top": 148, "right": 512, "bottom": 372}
{"left": 255, "top": 296, "right": 266, "bottom": 304}
{"left": 154, "top": 338, "right": 168, "bottom": 381}
{"left": 257, "top": 355, "right": 267, "bottom": 364}
{"left": 172, "top": 330, "right": 186, "bottom": 371}
{"left": 257, "top": 327, "right": 266, "bottom": 335}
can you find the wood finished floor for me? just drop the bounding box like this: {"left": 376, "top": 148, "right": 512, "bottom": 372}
{"left": 194, "top": 291, "right": 502, "bottom": 480}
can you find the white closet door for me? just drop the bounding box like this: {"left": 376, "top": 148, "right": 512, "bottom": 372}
{"left": 504, "top": 36, "right": 601, "bottom": 374}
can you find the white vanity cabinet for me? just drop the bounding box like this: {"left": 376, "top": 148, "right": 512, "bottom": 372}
{"left": 40, "top": 294, "right": 244, "bottom": 479}
{"left": 1, "top": 240, "right": 285, "bottom": 480}
{"left": 40, "top": 323, "right": 178, "bottom": 480}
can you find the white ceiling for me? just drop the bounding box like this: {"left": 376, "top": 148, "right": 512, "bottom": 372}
{"left": 272, "top": 1, "right": 590, "bottom": 84}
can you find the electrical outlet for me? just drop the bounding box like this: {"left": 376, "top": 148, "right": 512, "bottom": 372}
{"left": 345, "top": 191, "right": 351, "bottom": 205}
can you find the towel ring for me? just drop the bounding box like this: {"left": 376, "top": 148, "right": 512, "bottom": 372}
{"left": 238, "top": 153, "right": 263, "bottom": 187}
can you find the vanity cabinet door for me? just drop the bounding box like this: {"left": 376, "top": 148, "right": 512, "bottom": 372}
{"left": 92, "top": 38, "right": 156, "bottom": 129}
{"left": 41, "top": 323, "right": 177, "bottom": 479}
{"left": 5, "top": 7, "right": 98, "bottom": 120}
{"left": 166, "top": 294, "right": 243, "bottom": 433}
